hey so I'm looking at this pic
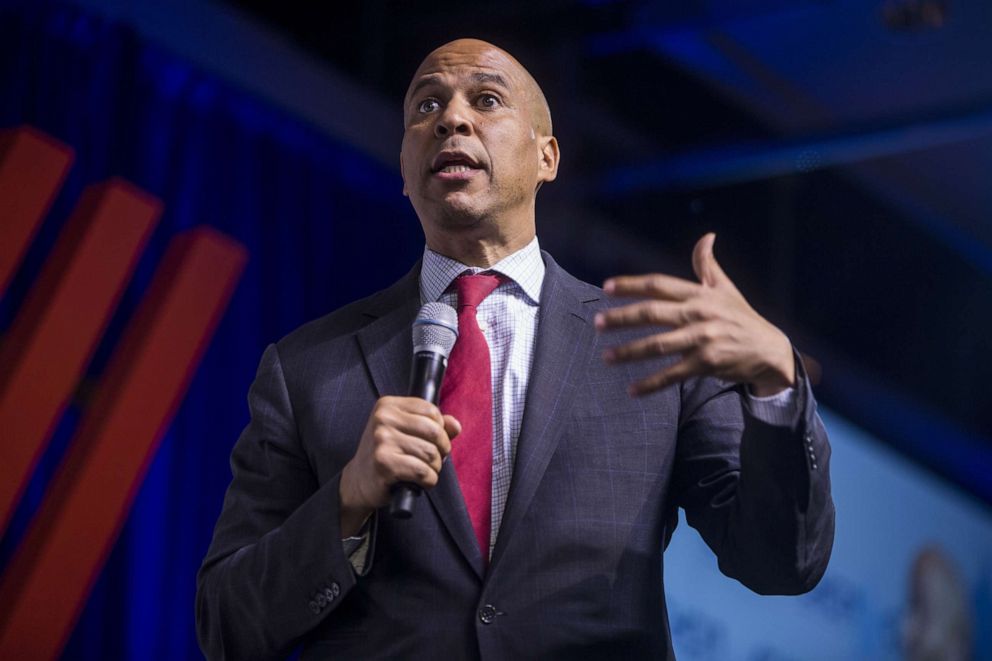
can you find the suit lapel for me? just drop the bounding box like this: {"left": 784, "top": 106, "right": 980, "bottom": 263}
{"left": 489, "top": 254, "right": 598, "bottom": 574}
{"left": 355, "top": 262, "right": 485, "bottom": 579}
{"left": 426, "top": 464, "right": 486, "bottom": 577}
{"left": 355, "top": 266, "right": 421, "bottom": 399}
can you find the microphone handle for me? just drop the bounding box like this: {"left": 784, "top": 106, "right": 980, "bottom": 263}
{"left": 390, "top": 351, "right": 447, "bottom": 518}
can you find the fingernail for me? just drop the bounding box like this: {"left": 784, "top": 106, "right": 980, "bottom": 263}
{"left": 594, "top": 313, "right": 605, "bottom": 329}
{"left": 603, "top": 349, "right": 615, "bottom": 363}
{"left": 603, "top": 280, "right": 615, "bottom": 294}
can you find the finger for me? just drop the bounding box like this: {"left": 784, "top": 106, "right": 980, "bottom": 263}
{"left": 379, "top": 396, "right": 444, "bottom": 428}
{"left": 604, "top": 327, "right": 698, "bottom": 364}
{"left": 428, "top": 415, "right": 459, "bottom": 460}
{"left": 402, "top": 436, "right": 444, "bottom": 473}
{"left": 389, "top": 453, "right": 442, "bottom": 489}
{"left": 692, "top": 232, "right": 738, "bottom": 292}
{"left": 387, "top": 410, "right": 448, "bottom": 448}
{"left": 691, "top": 233, "right": 721, "bottom": 287}
{"left": 397, "top": 397, "right": 445, "bottom": 425}
{"left": 602, "top": 273, "right": 700, "bottom": 302}
{"left": 596, "top": 300, "right": 701, "bottom": 332}
{"left": 442, "top": 414, "right": 461, "bottom": 446}
{"left": 379, "top": 429, "right": 444, "bottom": 473}
{"left": 628, "top": 356, "right": 701, "bottom": 396}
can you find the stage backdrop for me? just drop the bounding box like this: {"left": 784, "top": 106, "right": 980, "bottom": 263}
{"left": 2, "top": 2, "right": 990, "bottom": 660}
{"left": 0, "top": 3, "right": 420, "bottom": 658}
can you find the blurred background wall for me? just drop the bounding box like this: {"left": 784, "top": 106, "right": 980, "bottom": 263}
{"left": 0, "top": 0, "right": 989, "bottom": 658}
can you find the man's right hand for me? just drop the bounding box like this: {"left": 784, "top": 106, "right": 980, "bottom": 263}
{"left": 339, "top": 396, "right": 460, "bottom": 536}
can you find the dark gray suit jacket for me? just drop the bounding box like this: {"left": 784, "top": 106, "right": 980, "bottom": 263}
{"left": 196, "top": 252, "right": 834, "bottom": 660}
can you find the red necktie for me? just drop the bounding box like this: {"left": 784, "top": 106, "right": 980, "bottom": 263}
{"left": 440, "top": 273, "right": 502, "bottom": 562}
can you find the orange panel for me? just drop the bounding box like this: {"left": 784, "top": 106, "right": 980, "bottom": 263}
{"left": 0, "top": 126, "right": 74, "bottom": 297}
{"left": 0, "top": 227, "right": 247, "bottom": 660}
{"left": 0, "top": 180, "right": 161, "bottom": 534}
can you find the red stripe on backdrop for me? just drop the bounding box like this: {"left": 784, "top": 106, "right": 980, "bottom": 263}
{"left": 0, "top": 227, "right": 247, "bottom": 660}
{"left": 0, "top": 179, "right": 161, "bottom": 535}
{"left": 0, "top": 126, "right": 74, "bottom": 297}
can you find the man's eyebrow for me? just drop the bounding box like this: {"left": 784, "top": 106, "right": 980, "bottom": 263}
{"left": 406, "top": 71, "right": 511, "bottom": 103}
{"left": 407, "top": 75, "right": 441, "bottom": 102}
{"left": 471, "top": 72, "right": 509, "bottom": 89}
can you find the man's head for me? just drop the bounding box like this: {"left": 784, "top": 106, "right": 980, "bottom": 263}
{"left": 400, "top": 39, "right": 559, "bottom": 259}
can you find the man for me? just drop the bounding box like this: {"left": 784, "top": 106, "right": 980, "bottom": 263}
{"left": 196, "top": 39, "right": 834, "bottom": 660}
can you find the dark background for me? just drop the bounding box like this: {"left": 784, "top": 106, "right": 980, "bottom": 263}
{"left": 1, "top": 0, "right": 989, "bottom": 658}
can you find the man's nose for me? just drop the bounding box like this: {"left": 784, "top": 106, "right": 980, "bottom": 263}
{"left": 434, "top": 103, "right": 472, "bottom": 138}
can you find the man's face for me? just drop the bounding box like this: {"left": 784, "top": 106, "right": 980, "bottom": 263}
{"left": 400, "top": 40, "right": 557, "bottom": 239}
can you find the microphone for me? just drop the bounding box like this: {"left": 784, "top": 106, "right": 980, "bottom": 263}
{"left": 390, "top": 302, "right": 458, "bottom": 518}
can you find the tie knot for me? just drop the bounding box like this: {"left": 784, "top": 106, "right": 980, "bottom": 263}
{"left": 454, "top": 273, "right": 503, "bottom": 309}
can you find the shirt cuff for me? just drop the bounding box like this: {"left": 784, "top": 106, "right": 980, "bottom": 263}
{"left": 744, "top": 386, "right": 799, "bottom": 427}
{"left": 342, "top": 516, "right": 372, "bottom": 575}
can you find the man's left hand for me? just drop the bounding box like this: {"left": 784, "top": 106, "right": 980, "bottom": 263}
{"left": 595, "top": 233, "right": 795, "bottom": 397}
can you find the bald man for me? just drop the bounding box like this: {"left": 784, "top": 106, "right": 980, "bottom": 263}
{"left": 196, "top": 39, "right": 834, "bottom": 660}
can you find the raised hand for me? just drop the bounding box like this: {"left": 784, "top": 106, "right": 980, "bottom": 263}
{"left": 595, "top": 233, "right": 795, "bottom": 397}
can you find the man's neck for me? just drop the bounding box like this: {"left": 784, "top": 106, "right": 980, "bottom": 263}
{"left": 425, "top": 230, "right": 536, "bottom": 268}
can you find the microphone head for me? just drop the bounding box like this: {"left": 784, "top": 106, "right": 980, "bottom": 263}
{"left": 413, "top": 302, "right": 458, "bottom": 358}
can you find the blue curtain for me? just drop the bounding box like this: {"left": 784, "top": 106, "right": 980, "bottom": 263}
{"left": 0, "top": 2, "right": 423, "bottom": 658}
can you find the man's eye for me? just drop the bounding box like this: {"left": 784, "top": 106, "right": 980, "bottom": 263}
{"left": 418, "top": 99, "right": 440, "bottom": 113}
{"left": 477, "top": 94, "right": 500, "bottom": 108}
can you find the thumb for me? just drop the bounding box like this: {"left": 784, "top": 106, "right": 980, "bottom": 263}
{"left": 443, "top": 414, "right": 462, "bottom": 440}
{"left": 691, "top": 232, "right": 728, "bottom": 287}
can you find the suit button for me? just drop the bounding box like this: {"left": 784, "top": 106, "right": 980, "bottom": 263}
{"left": 324, "top": 587, "right": 335, "bottom": 601}
{"left": 478, "top": 604, "right": 497, "bottom": 624}
{"left": 309, "top": 600, "right": 320, "bottom": 614}
{"left": 316, "top": 593, "right": 328, "bottom": 608}
{"left": 331, "top": 582, "right": 341, "bottom": 597}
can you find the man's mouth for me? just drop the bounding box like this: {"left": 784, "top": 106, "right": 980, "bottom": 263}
{"left": 431, "top": 151, "right": 483, "bottom": 175}
{"left": 436, "top": 163, "right": 476, "bottom": 174}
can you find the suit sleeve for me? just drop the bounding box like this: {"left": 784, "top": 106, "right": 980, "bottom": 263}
{"left": 673, "top": 349, "right": 835, "bottom": 595}
{"left": 195, "top": 343, "right": 373, "bottom": 661}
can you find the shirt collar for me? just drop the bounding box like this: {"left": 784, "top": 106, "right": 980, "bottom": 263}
{"left": 420, "top": 236, "right": 545, "bottom": 304}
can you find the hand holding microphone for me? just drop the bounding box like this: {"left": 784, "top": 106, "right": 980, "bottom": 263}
{"left": 337, "top": 303, "right": 459, "bottom": 534}
{"left": 391, "top": 303, "right": 459, "bottom": 517}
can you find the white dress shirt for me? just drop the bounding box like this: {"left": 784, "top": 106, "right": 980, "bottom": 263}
{"left": 421, "top": 237, "right": 544, "bottom": 557}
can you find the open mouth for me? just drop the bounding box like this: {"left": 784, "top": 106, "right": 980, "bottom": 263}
{"left": 431, "top": 152, "right": 483, "bottom": 175}
{"left": 436, "top": 163, "right": 476, "bottom": 174}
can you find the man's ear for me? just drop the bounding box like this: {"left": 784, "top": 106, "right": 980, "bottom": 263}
{"left": 536, "top": 135, "right": 559, "bottom": 188}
